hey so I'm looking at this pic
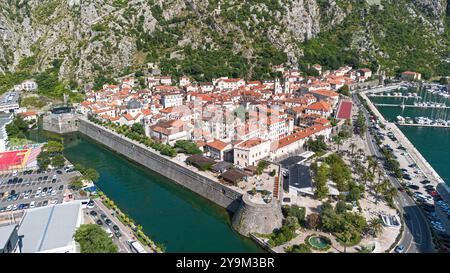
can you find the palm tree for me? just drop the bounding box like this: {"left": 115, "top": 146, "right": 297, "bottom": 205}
{"left": 374, "top": 182, "right": 384, "bottom": 205}
{"left": 366, "top": 155, "right": 377, "bottom": 175}
{"left": 340, "top": 225, "right": 354, "bottom": 253}
{"left": 384, "top": 186, "right": 398, "bottom": 207}
{"left": 357, "top": 148, "right": 364, "bottom": 156}
{"left": 349, "top": 143, "right": 357, "bottom": 155}
{"left": 368, "top": 218, "right": 383, "bottom": 237}
{"left": 332, "top": 135, "right": 343, "bottom": 151}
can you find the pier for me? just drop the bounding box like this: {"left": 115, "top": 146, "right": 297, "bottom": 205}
{"left": 368, "top": 94, "right": 420, "bottom": 99}
{"left": 365, "top": 84, "right": 404, "bottom": 94}
{"left": 396, "top": 123, "right": 450, "bottom": 128}
{"left": 374, "top": 103, "right": 450, "bottom": 109}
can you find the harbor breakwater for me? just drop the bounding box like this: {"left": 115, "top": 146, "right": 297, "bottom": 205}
{"left": 77, "top": 118, "right": 283, "bottom": 237}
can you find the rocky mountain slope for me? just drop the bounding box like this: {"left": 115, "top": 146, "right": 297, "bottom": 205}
{"left": 0, "top": 0, "right": 448, "bottom": 90}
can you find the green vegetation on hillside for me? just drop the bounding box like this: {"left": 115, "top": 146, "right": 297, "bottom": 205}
{"left": 302, "top": 0, "right": 450, "bottom": 78}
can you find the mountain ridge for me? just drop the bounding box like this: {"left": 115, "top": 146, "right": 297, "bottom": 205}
{"left": 0, "top": 0, "right": 448, "bottom": 93}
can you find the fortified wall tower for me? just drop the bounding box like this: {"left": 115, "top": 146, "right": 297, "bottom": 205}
{"left": 232, "top": 193, "right": 283, "bottom": 236}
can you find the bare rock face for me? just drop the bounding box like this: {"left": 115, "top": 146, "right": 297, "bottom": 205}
{"left": 412, "top": 0, "right": 448, "bottom": 32}
{"left": 283, "top": 0, "right": 321, "bottom": 41}
{"left": 0, "top": 0, "right": 447, "bottom": 82}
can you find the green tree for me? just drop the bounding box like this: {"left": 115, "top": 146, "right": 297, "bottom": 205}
{"left": 368, "top": 218, "right": 383, "bottom": 237}
{"left": 307, "top": 213, "right": 321, "bottom": 230}
{"left": 131, "top": 123, "right": 145, "bottom": 135}
{"left": 366, "top": 155, "right": 378, "bottom": 175}
{"left": 288, "top": 243, "right": 312, "bottom": 253}
{"left": 335, "top": 201, "right": 348, "bottom": 214}
{"left": 70, "top": 177, "right": 84, "bottom": 190}
{"left": 44, "top": 140, "right": 64, "bottom": 154}
{"left": 83, "top": 168, "right": 100, "bottom": 182}
{"left": 349, "top": 143, "right": 357, "bottom": 156}
{"left": 314, "top": 163, "right": 329, "bottom": 200}
{"left": 37, "top": 151, "right": 51, "bottom": 170}
{"left": 74, "top": 224, "right": 118, "bottom": 253}
{"left": 282, "top": 205, "right": 306, "bottom": 226}
{"left": 339, "top": 226, "right": 354, "bottom": 253}
{"left": 305, "top": 135, "right": 327, "bottom": 153}
{"left": 338, "top": 85, "right": 350, "bottom": 96}
{"left": 51, "top": 154, "right": 65, "bottom": 168}
{"left": 332, "top": 135, "right": 343, "bottom": 151}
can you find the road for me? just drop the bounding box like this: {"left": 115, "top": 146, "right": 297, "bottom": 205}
{"left": 353, "top": 92, "right": 434, "bottom": 253}
{"left": 84, "top": 200, "right": 134, "bottom": 253}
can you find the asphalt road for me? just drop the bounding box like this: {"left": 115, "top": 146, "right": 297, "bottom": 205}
{"left": 85, "top": 203, "right": 134, "bottom": 253}
{"left": 353, "top": 92, "right": 434, "bottom": 253}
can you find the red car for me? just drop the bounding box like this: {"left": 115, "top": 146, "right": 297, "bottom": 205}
{"left": 430, "top": 191, "right": 438, "bottom": 197}
{"left": 398, "top": 187, "right": 405, "bottom": 192}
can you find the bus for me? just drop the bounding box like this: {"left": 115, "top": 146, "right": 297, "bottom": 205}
{"left": 127, "top": 240, "right": 147, "bottom": 253}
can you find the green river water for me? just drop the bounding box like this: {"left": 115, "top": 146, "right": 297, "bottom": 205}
{"left": 27, "top": 128, "right": 263, "bottom": 253}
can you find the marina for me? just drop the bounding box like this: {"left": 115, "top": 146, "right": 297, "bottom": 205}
{"left": 362, "top": 86, "right": 450, "bottom": 192}
{"left": 360, "top": 89, "right": 447, "bottom": 188}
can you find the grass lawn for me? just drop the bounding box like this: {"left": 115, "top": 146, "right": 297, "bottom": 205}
{"left": 8, "top": 137, "right": 36, "bottom": 147}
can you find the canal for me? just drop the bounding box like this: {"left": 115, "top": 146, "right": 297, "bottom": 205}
{"left": 27, "top": 128, "right": 263, "bottom": 253}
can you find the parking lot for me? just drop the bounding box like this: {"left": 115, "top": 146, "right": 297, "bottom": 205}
{"left": 0, "top": 168, "right": 79, "bottom": 212}
{"left": 370, "top": 123, "right": 450, "bottom": 251}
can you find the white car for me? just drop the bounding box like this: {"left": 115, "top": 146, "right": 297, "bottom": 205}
{"left": 51, "top": 191, "right": 56, "bottom": 196}
{"left": 12, "top": 204, "right": 18, "bottom": 210}
{"left": 35, "top": 192, "right": 40, "bottom": 198}
{"left": 12, "top": 170, "right": 18, "bottom": 177}
{"left": 50, "top": 200, "right": 57, "bottom": 205}
{"left": 6, "top": 205, "right": 12, "bottom": 211}
{"left": 30, "top": 201, "right": 35, "bottom": 208}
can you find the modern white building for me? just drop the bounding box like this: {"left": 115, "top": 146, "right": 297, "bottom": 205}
{"left": 14, "top": 80, "right": 38, "bottom": 92}
{"left": 17, "top": 201, "right": 84, "bottom": 253}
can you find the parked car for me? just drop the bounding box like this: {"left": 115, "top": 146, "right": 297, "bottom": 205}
{"left": 395, "top": 245, "right": 405, "bottom": 253}
{"left": 408, "top": 184, "right": 420, "bottom": 190}
{"left": 90, "top": 210, "right": 98, "bottom": 217}
{"left": 30, "top": 201, "right": 35, "bottom": 208}
{"left": 87, "top": 200, "right": 95, "bottom": 209}
{"left": 105, "top": 218, "right": 113, "bottom": 226}
{"left": 96, "top": 219, "right": 103, "bottom": 225}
